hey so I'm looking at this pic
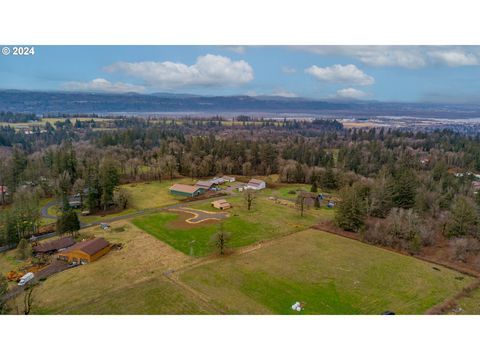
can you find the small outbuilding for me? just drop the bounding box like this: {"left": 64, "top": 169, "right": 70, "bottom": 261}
{"left": 169, "top": 184, "right": 204, "bottom": 197}
{"left": 57, "top": 238, "right": 111, "bottom": 264}
{"left": 211, "top": 199, "right": 232, "bottom": 210}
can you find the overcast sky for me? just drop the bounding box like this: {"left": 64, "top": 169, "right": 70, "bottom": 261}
{"left": 2, "top": 45, "right": 480, "bottom": 102}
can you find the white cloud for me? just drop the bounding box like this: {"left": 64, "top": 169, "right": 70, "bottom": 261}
{"left": 336, "top": 87, "right": 368, "bottom": 99}
{"left": 296, "top": 46, "right": 480, "bottom": 69}
{"left": 429, "top": 50, "right": 478, "bottom": 66}
{"left": 104, "top": 54, "right": 254, "bottom": 89}
{"left": 63, "top": 78, "right": 145, "bottom": 93}
{"left": 281, "top": 66, "right": 297, "bottom": 74}
{"left": 305, "top": 64, "right": 374, "bottom": 85}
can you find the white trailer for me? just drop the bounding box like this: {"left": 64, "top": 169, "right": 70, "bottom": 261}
{"left": 18, "top": 272, "right": 35, "bottom": 286}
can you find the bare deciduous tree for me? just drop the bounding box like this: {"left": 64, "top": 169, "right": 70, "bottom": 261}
{"left": 244, "top": 189, "right": 256, "bottom": 211}
{"left": 211, "top": 223, "right": 231, "bottom": 255}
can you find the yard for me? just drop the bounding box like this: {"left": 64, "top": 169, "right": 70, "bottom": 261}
{"left": 6, "top": 220, "right": 474, "bottom": 315}
{"left": 180, "top": 229, "right": 473, "bottom": 314}
{"left": 119, "top": 178, "right": 199, "bottom": 210}
{"left": 7, "top": 220, "right": 207, "bottom": 314}
{"left": 132, "top": 196, "right": 319, "bottom": 256}
{"left": 39, "top": 178, "right": 197, "bottom": 225}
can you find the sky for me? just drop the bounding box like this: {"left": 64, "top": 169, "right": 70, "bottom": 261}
{"left": 2, "top": 45, "right": 480, "bottom": 103}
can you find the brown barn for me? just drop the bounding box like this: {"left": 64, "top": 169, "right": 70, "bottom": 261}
{"left": 33, "top": 236, "right": 75, "bottom": 255}
{"left": 57, "top": 238, "right": 111, "bottom": 264}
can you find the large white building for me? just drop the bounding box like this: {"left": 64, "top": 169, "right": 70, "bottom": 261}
{"left": 245, "top": 179, "right": 266, "bottom": 190}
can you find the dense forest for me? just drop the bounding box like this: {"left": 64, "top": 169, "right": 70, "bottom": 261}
{"left": 2, "top": 116, "right": 480, "bottom": 267}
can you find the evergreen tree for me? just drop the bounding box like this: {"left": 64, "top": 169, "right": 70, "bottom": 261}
{"left": 321, "top": 166, "right": 338, "bottom": 190}
{"left": 447, "top": 196, "right": 478, "bottom": 238}
{"left": 335, "top": 184, "right": 366, "bottom": 232}
{"left": 56, "top": 210, "right": 80, "bottom": 237}
{"left": 387, "top": 167, "right": 416, "bottom": 209}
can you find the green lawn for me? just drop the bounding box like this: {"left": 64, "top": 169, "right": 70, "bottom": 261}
{"left": 132, "top": 196, "right": 318, "bottom": 256}
{"left": 120, "top": 178, "right": 197, "bottom": 210}
{"left": 180, "top": 229, "right": 473, "bottom": 314}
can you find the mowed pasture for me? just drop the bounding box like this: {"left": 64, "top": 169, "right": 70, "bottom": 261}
{"left": 120, "top": 178, "right": 199, "bottom": 210}
{"left": 132, "top": 196, "right": 318, "bottom": 257}
{"left": 180, "top": 229, "right": 473, "bottom": 314}
{"left": 9, "top": 221, "right": 209, "bottom": 315}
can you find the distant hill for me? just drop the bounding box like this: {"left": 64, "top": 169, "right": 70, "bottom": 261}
{"left": 0, "top": 90, "right": 479, "bottom": 118}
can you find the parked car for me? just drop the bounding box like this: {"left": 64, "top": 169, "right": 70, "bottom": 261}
{"left": 18, "top": 272, "right": 35, "bottom": 286}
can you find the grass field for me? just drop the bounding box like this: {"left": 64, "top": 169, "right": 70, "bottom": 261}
{"left": 180, "top": 229, "right": 473, "bottom": 314}
{"left": 120, "top": 178, "right": 197, "bottom": 210}
{"left": 6, "top": 221, "right": 474, "bottom": 314}
{"left": 8, "top": 221, "right": 207, "bottom": 315}
{"left": 132, "top": 196, "right": 318, "bottom": 256}
{"left": 451, "top": 287, "right": 480, "bottom": 314}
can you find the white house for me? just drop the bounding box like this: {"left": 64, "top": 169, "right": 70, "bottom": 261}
{"left": 245, "top": 179, "right": 266, "bottom": 190}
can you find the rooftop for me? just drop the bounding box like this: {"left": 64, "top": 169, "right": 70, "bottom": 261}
{"left": 59, "top": 238, "right": 110, "bottom": 256}
{"left": 170, "top": 183, "right": 201, "bottom": 194}
{"left": 196, "top": 180, "right": 215, "bottom": 188}
{"left": 33, "top": 236, "right": 75, "bottom": 253}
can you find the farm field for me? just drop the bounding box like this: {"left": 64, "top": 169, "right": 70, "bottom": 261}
{"left": 7, "top": 221, "right": 207, "bottom": 315}
{"left": 0, "top": 117, "right": 114, "bottom": 129}
{"left": 132, "top": 195, "right": 318, "bottom": 256}
{"left": 180, "top": 229, "right": 473, "bottom": 314}
{"left": 5, "top": 220, "right": 474, "bottom": 315}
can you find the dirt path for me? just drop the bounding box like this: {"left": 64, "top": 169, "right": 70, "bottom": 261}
{"left": 169, "top": 207, "right": 229, "bottom": 224}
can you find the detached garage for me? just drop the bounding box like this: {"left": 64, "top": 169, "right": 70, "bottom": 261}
{"left": 57, "top": 238, "right": 111, "bottom": 265}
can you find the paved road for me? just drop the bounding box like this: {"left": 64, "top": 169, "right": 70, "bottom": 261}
{"left": 40, "top": 200, "right": 58, "bottom": 220}
{"left": 40, "top": 199, "right": 87, "bottom": 227}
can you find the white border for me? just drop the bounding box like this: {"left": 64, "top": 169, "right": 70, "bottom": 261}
{"left": 1, "top": 1, "right": 480, "bottom": 359}
{"left": 1, "top": 0, "right": 480, "bottom": 44}
{"left": 1, "top": 315, "right": 479, "bottom": 359}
